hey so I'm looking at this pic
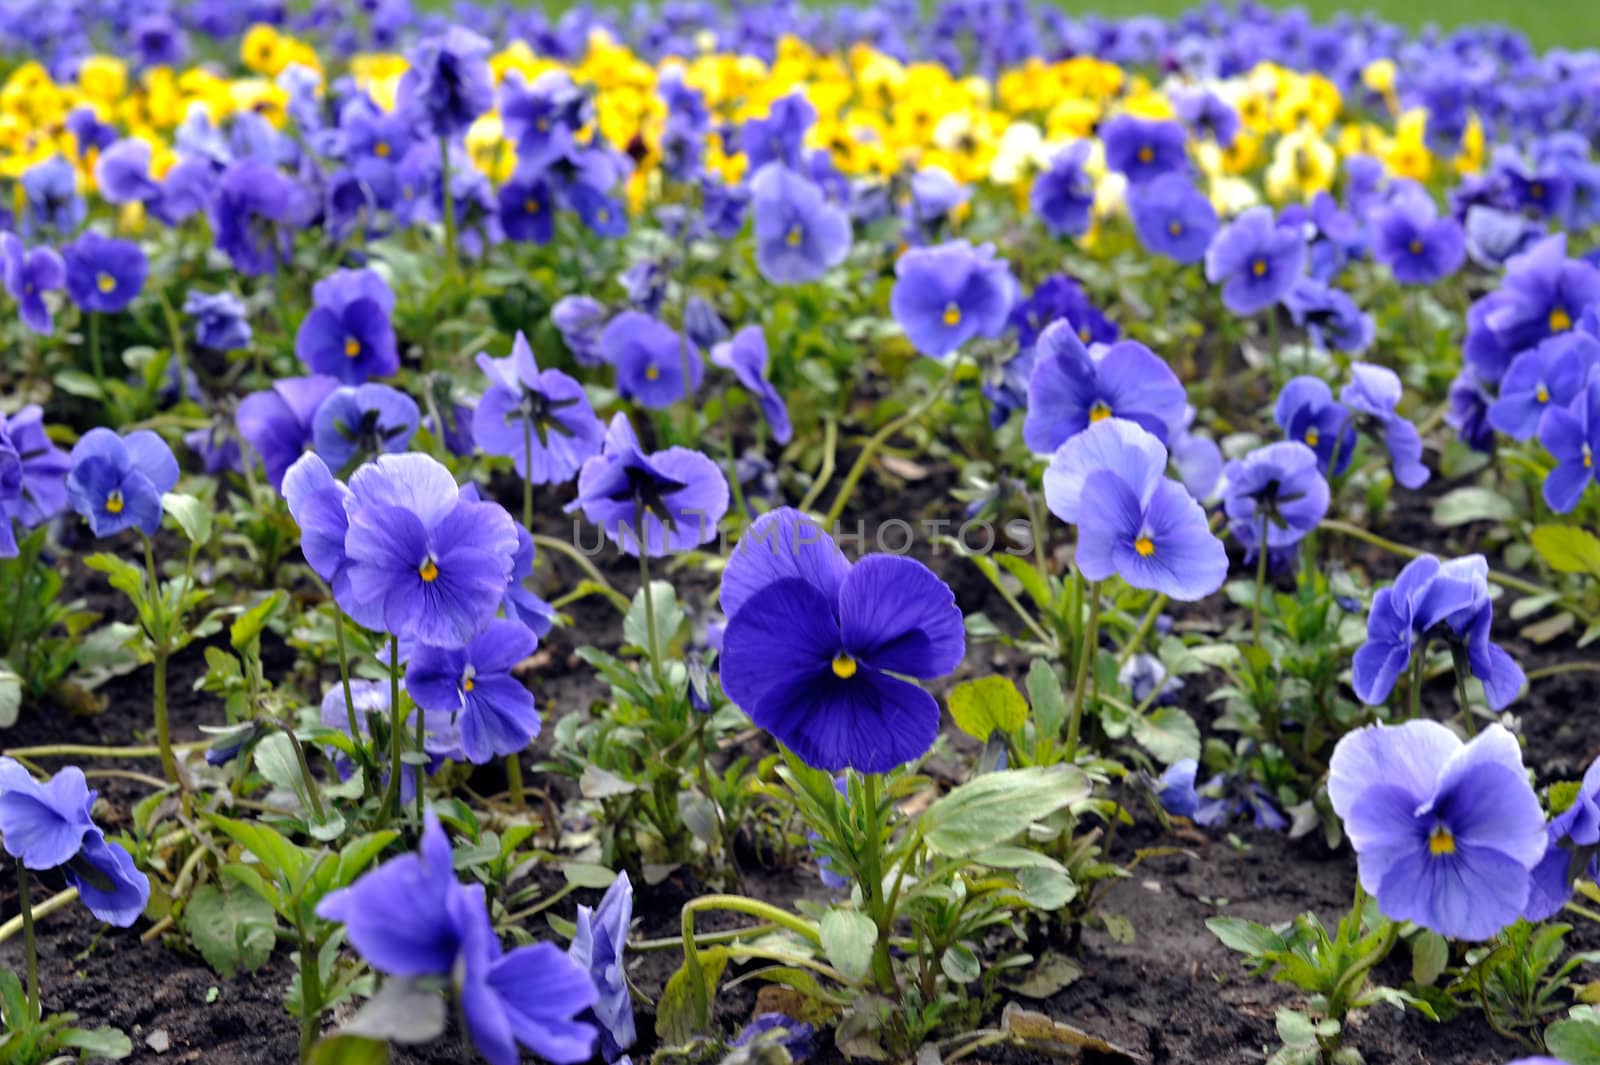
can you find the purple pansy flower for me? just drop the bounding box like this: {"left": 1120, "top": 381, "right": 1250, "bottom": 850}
{"left": 1128, "top": 174, "right": 1218, "bottom": 265}
{"left": 718, "top": 508, "right": 965, "bottom": 773}
{"left": 750, "top": 163, "right": 851, "bottom": 285}
{"left": 1488, "top": 332, "right": 1600, "bottom": 441}
{"left": 1537, "top": 374, "right": 1600, "bottom": 514}
{"left": 566, "top": 415, "right": 727, "bottom": 557}
{"left": 1222, "top": 442, "right": 1329, "bottom": 550}
{"left": 65, "top": 428, "right": 178, "bottom": 537}
{"left": 712, "top": 326, "right": 792, "bottom": 445}
{"left": 311, "top": 383, "right": 421, "bottom": 471}
{"left": 600, "top": 310, "right": 703, "bottom": 410}
{"left": 1273, "top": 376, "right": 1356, "bottom": 477}
{"left": 889, "top": 240, "right": 1014, "bottom": 358}
{"left": 473, "top": 331, "right": 604, "bottom": 483}
{"left": 406, "top": 619, "right": 540, "bottom": 764}
{"left": 1100, "top": 114, "right": 1187, "bottom": 186}
{"left": 1023, "top": 323, "right": 1186, "bottom": 454}
{"left": 1043, "top": 419, "right": 1228, "bottom": 602}
{"left": 1029, "top": 141, "right": 1094, "bottom": 238}
{"left": 62, "top": 231, "right": 146, "bottom": 313}
{"left": 238, "top": 375, "right": 341, "bottom": 490}
{"left": 0, "top": 758, "right": 150, "bottom": 926}
{"left": 1328, "top": 722, "right": 1544, "bottom": 940}
{"left": 568, "top": 873, "right": 636, "bottom": 1062}
{"left": 1204, "top": 206, "right": 1305, "bottom": 315}
{"left": 1, "top": 233, "right": 65, "bottom": 334}
{"left": 296, "top": 268, "right": 399, "bottom": 384}
{"left": 1339, "top": 362, "right": 1431, "bottom": 489}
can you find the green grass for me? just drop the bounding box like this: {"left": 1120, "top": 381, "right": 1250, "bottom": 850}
{"left": 518, "top": 0, "right": 1600, "bottom": 52}
{"left": 1041, "top": 0, "right": 1597, "bottom": 51}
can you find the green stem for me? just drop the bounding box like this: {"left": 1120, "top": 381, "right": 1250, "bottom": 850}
{"left": 330, "top": 610, "right": 368, "bottom": 785}
{"left": 145, "top": 543, "right": 180, "bottom": 787}
{"left": 858, "top": 773, "right": 898, "bottom": 994}
{"left": 794, "top": 417, "right": 837, "bottom": 514}
{"left": 721, "top": 388, "right": 748, "bottom": 524}
{"left": 824, "top": 354, "right": 961, "bottom": 525}
{"left": 1253, "top": 510, "right": 1270, "bottom": 647}
{"left": 295, "top": 926, "right": 322, "bottom": 1063}
{"left": 1117, "top": 594, "right": 1168, "bottom": 667}
{"left": 414, "top": 695, "right": 426, "bottom": 823}
{"left": 680, "top": 894, "right": 824, "bottom": 1032}
{"left": 635, "top": 503, "right": 665, "bottom": 692}
{"left": 282, "top": 727, "right": 326, "bottom": 821}
{"left": 1408, "top": 640, "right": 1428, "bottom": 720}
{"left": 88, "top": 311, "right": 105, "bottom": 393}
{"left": 1319, "top": 518, "right": 1586, "bottom": 618}
{"left": 505, "top": 755, "right": 525, "bottom": 811}
{"left": 1065, "top": 581, "right": 1102, "bottom": 762}
{"left": 1451, "top": 649, "right": 1477, "bottom": 737}
{"left": 1, "top": 741, "right": 207, "bottom": 760}
{"left": 1526, "top": 662, "right": 1600, "bottom": 682}
{"left": 17, "top": 863, "right": 38, "bottom": 1023}
{"left": 0, "top": 886, "right": 76, "bottom": 945}
{"left": 531, "top": 534, "right": 629, "bottom": 611}
{"left": 380, "top": 637, "right": 403, "bottom": 825}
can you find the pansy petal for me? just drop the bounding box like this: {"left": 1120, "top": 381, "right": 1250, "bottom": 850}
{"left": 839, "top": 555, "right": 965, "bottom": 678}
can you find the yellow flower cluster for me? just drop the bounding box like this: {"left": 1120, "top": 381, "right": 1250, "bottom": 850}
{"left": 0, "top": 23, "right": 1483, "bottom": 217}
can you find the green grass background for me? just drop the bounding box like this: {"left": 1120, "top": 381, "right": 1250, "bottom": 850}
{"left": 520, "top": 0, "right": 1598, "bottom": 52}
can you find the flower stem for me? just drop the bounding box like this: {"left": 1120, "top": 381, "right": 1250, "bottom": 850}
{"left": 87, "top": 311, "right": 105, "bottom": 393}
{"left": 330, "top": 609, "right": 370, "bottom": 792}
{"left": 680, "top": 894, "right": 823, "bottom": 1031}
{"left": 505, "top": 754, "right": 525, "bottom": 811}
{"left": 0, "top": 886, "right": 76, "bottom": 945}
{"left": 380, "top": 637, "right": 403, "bottom": 825}
{"left": 142, "top": 536, "right": 182, "bottom": 789}
{"left": 283, "top": 726, "right": 326, "bottom": 822}
{"left": 721, "top": 387, "right": 748, "bottom": 525}
{"left": 824, "top": 354, "right": 960, "bottom": 525}
{"left": 16, "top": 862, "right": 38, "bottom": 1023}
{"left": 1252, "top": 510, "right": 1270, "bottom": 647}
{"left": 1117, "top": 593, "right": 1168, "bottom": 667}
{"left": 1451, "top": 648, "right": 1478, "bottom": 737}
{"left": 859, "top": 773, "right": 898, "bottom": 994}
{"left": 1065, "top": 580, "right": 1102, "bottom": 762}
{"left": 1408, "top": 640, "right": 1428, "bottom": 720}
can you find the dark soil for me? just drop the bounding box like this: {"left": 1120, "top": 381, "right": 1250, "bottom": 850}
{"left": 2, "top": 452, "right": 1597, "bottom": 1065}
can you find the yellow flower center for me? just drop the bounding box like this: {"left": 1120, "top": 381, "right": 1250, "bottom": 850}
{"left": 1408, "top": 239, "right": 1422, "bottom": 255}
{"left": 1089, "top": 400, "right": 1113, "bottom": 423}
{"left": 1168, "top": 221, "right": 1182, "bottom": 236}
{"left": 463, "top": 677, "right": 475, "bottom": 692}
{"left": 1585, "top": 445, "right": 1594, "bottom": 470}
{"left": 96, "top": 272, "right": 115, "bottom": 293}
{"left": 536, "top": 117, "right": 550, "bottom": 133}
{"left": 831, "top": 654, "right": 857, "bottom": 679}
{"left": 1428, "top": 825, "right": 1455, "bottom": 856}
{"left": 344, "top": 338, "right": 361, "bottom": 358}
{"left": 105, "top": 490, "right": 124, "bottom": 514}
{"left": 418, "top": 559, "right": 439, "bottom": 582}
{"left": 1137, "top": 145, "right": 1154, "bottom": 164}
{"left": 1304, "top": 428, "right": 1320, "bottom": 447}
{"left": 524, "top": 198, "right": 540, "bottom": 214}
{"left": 1251, "top": 258, "right": 1268, "bottom": 277}
{"left": 1530, "top": 182, "right": 1544, "bottom": 200}
{"left": 1134, "top": 535, "right": 1155, "bottom": 557}
{"left": 645, "top": 364, "right": 660, "bottom": 381}
{"left": 942, "top": 302, "right": 962, "bottom": 327}
{"left": 1536, "top": 385, "right": 1550, "bottom": 404}
{"left": 1550, "top": 307, "right": 1572, "bottom": 332}
{"left": 374, "top": 141, "right": 390, "bottom": 158}
{"left": 785, "top": 225, "right": 802, "bottom": 247}
{"left": 595, "top": 208, "right": 609, "bottom": 223}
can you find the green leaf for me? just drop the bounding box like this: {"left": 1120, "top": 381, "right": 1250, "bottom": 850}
{"left": 561, "top": 863, "right": 618, "bottom": 890}
{"left": 184, "top": 880, "right": 276, "bottom": 979}
{"left": 947, "top": 675, "right": 1028, "bottom": 741}
{"left": 819, "top": 909, "right": 878, "bottom": 984}
{"left": 624, "top": 580, "right": 684, "bottom": 653}
{"left": 655, "top": 947, "right": 729, "bottom": 1044}
{"left": 0, "top": 669, "right": 20, "bottom": 729}
{"left": 1025, "top": 658, "right": 1066, "bottom": 739}
{"left": 1410, "top": 930, "right": 1449, "bottom": 986}
{"left": 1276, "top": 1008, "right": 1317, "bottom": 1048}
{"left": 57, "top": 1025, "right": 134, "bottom": 1059}
{"left": 1532, "top": 525, "right": 1600, "bottom": 577}
{"left": 1131, "top": 707, "right": 1200, "bottom": 764}
{"left": 162, "top": 492, "right": 212, "bottom": 544}
{"left": 1206, "top": 916, "right": 1287, "bottom": 957}
{"left": 231, "top": 591, "right": 288, "bottom": 651}
{"left": 940, "top": 943, "right": 981, "bottom": 984}
{"left": 1547, "top": 1015, "right": 1600, "bottom": 1065}
{"left": 340, "top": 979, "right": 446, "bottom": 1044}
{"left": 1007, "top": 952, "right": 1082, "bottom": 998}
{"left": 1014, "top": 865, "right": 1078, "bottom": 911}
{"left": 922, "top": 766, "right": 1090, "bottom": 858}
{"left": 309, "top": 1035, "right": 391, "bottom": 1065}
{"left": 1430, "top": 487, "right": 1515, "bottom": 528}
{"left": 207, "top": 814, "right": 308, "bottom": 884}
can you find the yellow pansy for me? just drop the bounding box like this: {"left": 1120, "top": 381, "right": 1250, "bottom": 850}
{"left": 78, "top": 56, "right": 127, "bottom": 103}
{"left": 1265, "top": 128, "right": 1336, "bottom": 202}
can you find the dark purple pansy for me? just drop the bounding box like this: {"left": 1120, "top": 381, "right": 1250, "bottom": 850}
{"left": 718, "top": 508, "right": 965, "bottom": 773}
